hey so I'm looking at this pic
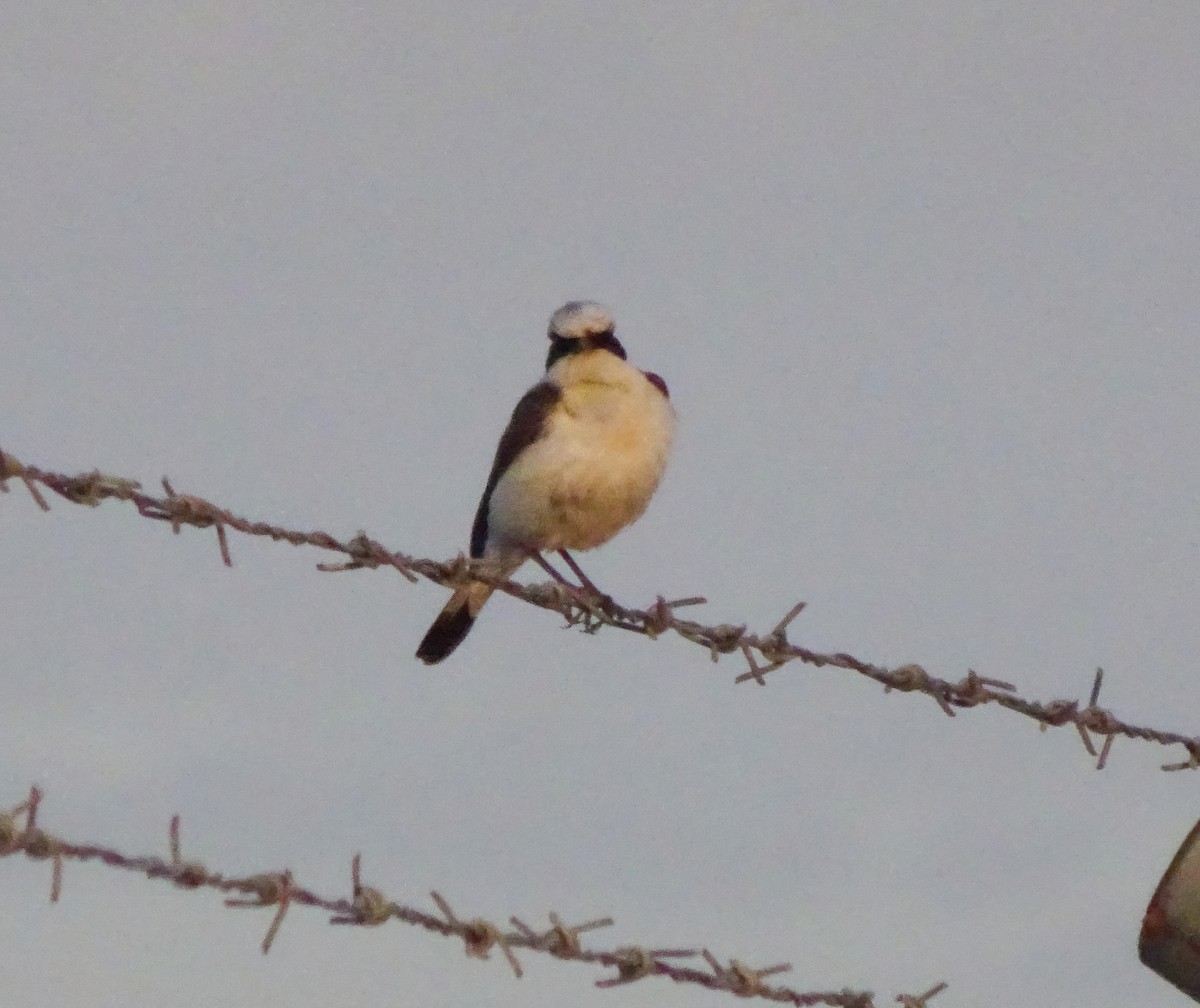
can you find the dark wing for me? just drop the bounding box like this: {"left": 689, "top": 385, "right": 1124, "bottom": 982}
{"left": 470, "top": 381, "right": 561, "bottom": 557}
{"left": 643, "top": 370, "right": 669, "bottom": 398}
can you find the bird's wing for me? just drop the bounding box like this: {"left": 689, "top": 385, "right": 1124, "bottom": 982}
{"left": 642, "top": 370, "right": 669, "bottom": 398}
{"left": 470, "top": 381, "right": 562, "bottom": 557}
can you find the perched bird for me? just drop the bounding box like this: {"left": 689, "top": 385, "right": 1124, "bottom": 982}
{"left": 416, "top": 301, "right": 675, "bottom": 664}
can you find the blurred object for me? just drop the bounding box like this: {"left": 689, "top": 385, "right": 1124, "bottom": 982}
{"left": 1141, "top": 819, "right": 1200, "bottom": 1001}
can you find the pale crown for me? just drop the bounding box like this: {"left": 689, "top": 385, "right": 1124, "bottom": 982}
{"left": 547, "top": 301, "right": 614, "bottom": 340}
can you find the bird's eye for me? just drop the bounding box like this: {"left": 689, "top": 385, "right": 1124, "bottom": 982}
{"left": 545, "top": 335, "right": 580, "bottom": 369}
{"left": 589, "top": 330, "right": 627, "bottom": 360}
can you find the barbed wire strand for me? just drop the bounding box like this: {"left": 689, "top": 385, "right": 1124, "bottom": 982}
{"left": 3, "top": 449, "right": 1198, "bottom": 773}
{"left": 0, "top": 786, "right": 942, "bottom": 1008}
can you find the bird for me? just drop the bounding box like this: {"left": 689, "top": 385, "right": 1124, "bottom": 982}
{"left": 415, "top": 300, "right": 675, "bottom": 664}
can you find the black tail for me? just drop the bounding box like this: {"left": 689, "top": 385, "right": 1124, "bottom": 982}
{"left": 415, "top": 594, "right": 476, "bottom": 664}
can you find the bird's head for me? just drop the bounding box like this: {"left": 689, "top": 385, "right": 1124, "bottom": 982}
{"left": 546, "top": 301, "right": 626, "bottom": 369}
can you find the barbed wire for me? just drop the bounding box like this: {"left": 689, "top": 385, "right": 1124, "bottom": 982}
{"left": 3, "top": 448, "right": 1199, "bottom": 772}
{"left": 1, "top": 786, "right": 945, "bottom": 1008}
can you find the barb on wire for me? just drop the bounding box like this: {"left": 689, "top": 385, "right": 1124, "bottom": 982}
{"left": 4, "top": 449, "right": 1199, "bottom": 772}
{"left": 0, "top": 787, "right": 941, "bottom": 1008}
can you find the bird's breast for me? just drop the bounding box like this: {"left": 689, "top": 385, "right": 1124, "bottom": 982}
{"left": 486, "top": 372, "right": 675, "bottom": 553}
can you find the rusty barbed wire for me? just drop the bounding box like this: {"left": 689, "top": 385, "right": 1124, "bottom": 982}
{"left": 0, "top": 786, "right": 938, "bottom": 1008}
{"left": 4, "top": 449, "right": 1199, "bottom": 772}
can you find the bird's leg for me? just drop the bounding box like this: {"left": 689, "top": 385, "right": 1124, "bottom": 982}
{"left": 559, "top": 552, "right": 604, "bottom": 597}
{"left": 529, "top": 551, "right": 574, "bottom": 587}
{"left": 528, "top": 550, "right": 614, "bottom": 620}
{"left": 556, "top": 554, "right": 619, "bottom": 619}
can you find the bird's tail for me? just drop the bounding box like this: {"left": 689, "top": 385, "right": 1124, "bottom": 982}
{"left": 415, "top": 580, "right": 495, "bottom": 664}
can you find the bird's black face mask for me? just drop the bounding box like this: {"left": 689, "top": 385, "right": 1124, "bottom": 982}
{"left": 545, "top": 330, "right": 626, "bottom": 370}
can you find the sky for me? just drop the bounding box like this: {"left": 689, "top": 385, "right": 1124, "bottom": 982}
{"left": 3, "top": 3, "right": 1200, "bottom": 1005}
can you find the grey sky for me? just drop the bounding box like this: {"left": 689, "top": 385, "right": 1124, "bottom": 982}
{"left": 4, "top": 4, "right": 1200, "bottom": 1005}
